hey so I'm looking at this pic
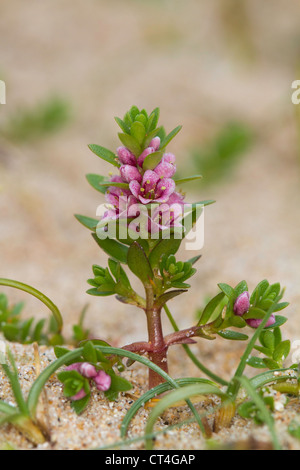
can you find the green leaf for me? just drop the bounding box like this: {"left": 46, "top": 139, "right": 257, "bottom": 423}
{"left": 230, "top": 315, "right": 246, "bottom": 328}
{"left": 265, "top": 315, "right": 287, "bottom": 329}
{"left": 198, "top": 292, "right": 225, "bottom": 325}
{"left": 218, "top": 283, "right": 235, "bottom": 300}
{"left": 254, "top": 345, "right": 273, "bottom": 357}
{"left": 243, "top": 307, "right": 266, "bottom": 320}
{"left": 82, "top": 341, "right": 97, "bottom": 363}
{"left": 98, "top": 181, "right": 130, "bottom": 189}
{"left": 263, "top": 358, "right": 280, "bottom": 370}
{"left": 234, "top": 280, "right": 248, "bottom": 297}
{"left": 86, "top": 288, "right": 114, "bottom": 296}
{"left": 174, "top": 175, "right": 202, "bottom": 185}
{"left": 147, "top": 107, "right": 160, "bottom": 133}
{"left": 128, "top": 105, "right": 140, "bottom": 121}
{"left": 246, "top": 356, "right": 267, "bottom": 369}
{"left": 273, "top": 340, "right": 290, "bottom": 363}
{"left": 92, "top": 233, "right": 128, "bottom": 264}
{"left": 71, "top": 393, "right": 90, "bottom": 415}
{"left": 75, "top": 214, "right": 98, "bottom": 231}
{"left": 130, "top": 121, "right": 146, "bottom": 145}
{"left": 148, "top": 238, "right": 181, "bottom": 268}
{"left": 260, "top": 330, "right": 275, "bottom": 350}
{"left": 273, "top": 302, "right": 289, "bottom": 312}
{"left": 160, "top": 125, "right": 182, "bottom": 150}
{"left": 127, "top": 242, "right": 153, "bottom": 285}
{"left": 143, "top": 127, "right": 162, "bottom": 148}
{"left": 108, "top": 373, "right": 133, "bottom": 393}
{"left": 86, "top": 174, "right": 107, "bottom": 194}
{"left": 156, "top": 290, "right": 187, "bottom": 308}
{"left": 186, "top": 255, "right": 202, "bottom": 265}
{"left": 217, "top": 330, "right": 248, "bottom": 341}
{"left": 118, "top": 133, "right": 141, "bottom": 157}
{"left": 114, "top": 116, "right": 130, "bottom": 134}
{"left": 88, "top": 144, "right": 119, "bottom": 167}
{"left": 142, "top": 151, "right": 163, "bottom": 170}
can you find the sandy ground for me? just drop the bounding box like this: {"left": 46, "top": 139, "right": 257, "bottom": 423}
{"left": 0, "top": 0, "right": 300, "bottom": 449}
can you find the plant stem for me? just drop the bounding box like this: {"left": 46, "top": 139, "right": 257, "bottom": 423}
{"left": 145, "top": 285, "right": 168, "bottom": 389}
{"left": 163, "top": 304, "right": 228, "bottom": 386}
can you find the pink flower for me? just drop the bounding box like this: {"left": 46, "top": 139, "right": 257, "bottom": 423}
{"left": 70, "top": 388, "right": 87, "bottom": 401}
{"left": 120, "top": 165, "right": 142, "bottom": 183}
{"left": 117, "top": 146, "right": 136, "bottom": 166}
{"left": 93, "top": 370, "right": 111, "bottom": 391}
{"left": 246, "top": 315, "right": 276, "bottom": 329}
{"left": 234, "top": 292, "right": 250, "bottom": 316}
{"left": 129, "top": 170, "right": 175, "bottom": 204}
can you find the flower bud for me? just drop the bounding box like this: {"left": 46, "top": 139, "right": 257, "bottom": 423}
{"left": 93, "top": 370, "right": 111, "bottom": 391}
{"left": 149, "top": 136, "right": 160, "bottom": 151}
{"left": 120, "top": 164, "right": 142, "bottom": 183}
{"left": 233, "top": 291, "right": 250, "bottom": 316}
{"left": 137, "top": 147, "right": 154, "bottom": 168}
{"left": 70, "top": 388, "right": 87, "bottom": 401}
{"left": 246, "top": 314, "right": 276, "bottom": 329}
{"left": 79, "top": 362, "right": 97, "bottom": 378}
{"left": 117, "top": 146, "right": 136, "bottom": 166}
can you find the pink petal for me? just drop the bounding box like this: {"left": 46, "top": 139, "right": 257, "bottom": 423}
{"left": 129, "top": 180, "right": 141, "bottom": 198}
{"left": 155, "top": 178, "right": 176, "bottom": 202}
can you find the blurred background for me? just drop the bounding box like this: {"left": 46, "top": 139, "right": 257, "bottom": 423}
{"left": 0, "top": 0, "right": 300, "bottom": 378}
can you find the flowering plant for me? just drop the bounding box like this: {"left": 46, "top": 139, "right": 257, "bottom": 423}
{"left": 75, "top": 106, "right": 290, "bottom": 391}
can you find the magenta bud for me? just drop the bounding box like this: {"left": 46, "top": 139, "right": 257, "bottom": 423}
{"left": 149, "top": 136, "right": 160, "bottom": 151}
{"left": 65, "top": 363, "right": 82, "bottom": 373}
{"left": 117, "top": 146, "right": 136, "bottom": 166}
{"left": 70, "top": 388, "right": 87, "bottom": 401}
{"left": 233, "top": 291, "right": 250, "bottom": 316}
{"left": 246, "top": 314, "right": 276, "bottom": 329}
{"left": 120, "top": 164, "right": 142, "bottom": 183}
{"left": 79, "top": 362, "right": 97, "bottom": 378}
{"left": 93, "top": 370, "right": 111, "bottom": 391}
{"left": 137, "top": 147, "right": 154, "bottom": 168}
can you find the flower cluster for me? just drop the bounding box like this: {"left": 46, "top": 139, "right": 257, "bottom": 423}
{"left": 101, "top": 116, "right": 185, "bottom": 234}
{"left": 65, "top": 362, "right": 111, "bottom": 400}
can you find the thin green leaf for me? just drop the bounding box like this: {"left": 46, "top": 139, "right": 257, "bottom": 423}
{"left": 88, "top": 144, "right": 119, "bottom": 167}
{"left": 160, "top": 125, "right": 182, "bottom": 150}
{"left": 74, "top": 214, "right": 98, "bottom": 231}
